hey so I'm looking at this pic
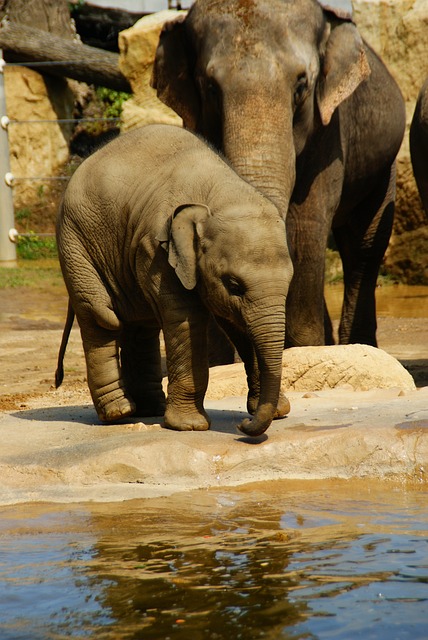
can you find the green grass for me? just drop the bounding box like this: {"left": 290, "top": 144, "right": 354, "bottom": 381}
{"left": 15, "top": 233, "right": 58, "bottom": 261}
{"left": 0, "top": 258, "right": 63, "bottom": 289}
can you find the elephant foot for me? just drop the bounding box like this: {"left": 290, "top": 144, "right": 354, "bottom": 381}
{"left": 273, "top": 392, "right": 291, "bottom": 419}
{"left": 247, "top": 391, "right": 290, "bottom": 419}
{"left": 97, "top": 395, "right": 136, "bottom": 423}
{"left": 164, "top": 405, "right": 211, "bottom": 432}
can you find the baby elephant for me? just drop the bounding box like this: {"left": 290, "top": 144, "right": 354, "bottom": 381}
{"left": 56, "top": 124, "right": 293, "bottom": 437}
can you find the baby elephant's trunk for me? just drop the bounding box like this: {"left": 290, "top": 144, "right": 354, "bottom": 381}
{"left": 238, "top": 308, "right": 287, "bottom": 437}
{"left": 238, "top": 399, "right": 280, "bottom": 437}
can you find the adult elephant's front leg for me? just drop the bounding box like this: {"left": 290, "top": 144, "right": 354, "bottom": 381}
{"left": 80, "top": 321, "right": 136, "bottom": 422}
{"left": 286, "top": 159, "right": 342, "bottom": 347}
{"left": 334, "top": 165, "right": 395, "bottom": 346}
{"left": 163, "top": 307, "right": 211, "bottom": 431}
{"left": 285, "top": 214, "right": 330, "bottom": 348}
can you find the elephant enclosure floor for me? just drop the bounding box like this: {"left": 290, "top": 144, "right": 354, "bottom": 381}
{"left": 0, "top": 283, "right": 428, "bottom": 504}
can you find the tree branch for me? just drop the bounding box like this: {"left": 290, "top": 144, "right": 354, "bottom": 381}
{"left": 0, "top": 21, "right": 131, "bottom": 92}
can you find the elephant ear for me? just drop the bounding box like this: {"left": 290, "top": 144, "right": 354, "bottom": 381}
{"left": 317, "top": 0, "right": 354, "bottom": 22}
{"left": 150, "top": 15, "right": 199, "bottom": 130}
{"left": 159, "top": 203, "right": 211, "bottom": 290}
{"left": 317, "top": 20, "right": 370, "bottom": 126}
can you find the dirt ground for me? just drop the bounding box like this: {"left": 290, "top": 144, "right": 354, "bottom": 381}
{"left": 1, "top": 276, "right": 428, "bottom": 504}
{"left": 1, "top": 279, "right": 428, "bottom": 412}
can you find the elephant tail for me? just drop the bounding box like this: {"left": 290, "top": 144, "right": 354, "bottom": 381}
{"left": 55, "top": 300, "right": 75, "bottom": 388}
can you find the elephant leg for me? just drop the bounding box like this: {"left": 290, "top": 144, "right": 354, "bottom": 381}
{"left": 323, "top": 298, "right": 335, "bottom": 345}
{"left": 207, "top": 314, "right": 236, "bottom": 366}
{"left": 216, "top": 318, "right": 290, "bottom": 419}
{"left": 410, "top": 82, "right": 428, "bottom": 218}
{"left": 80, "top": 321, "right": 136, "bottom": 423}
{"left": 334, "top": 164, "right": 396, "bottom": 346}
{"left": 285, "top": 251, "right": 329, "bottom": 347}
{"left": 163, "top": 308, "right": 211, "bottom": 431}
{"left": 120, "top": 325, "right": 166, "bottom": 417}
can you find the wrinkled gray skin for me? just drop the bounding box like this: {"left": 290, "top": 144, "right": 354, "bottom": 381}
{"left": 56, "top": 124, "right": 292, "bottom": 437}
{"left": 152, "top": 0, "right": 406, "bottom": 347}
{"left": 410, "top": 78, "right": 428, "bottom": 218}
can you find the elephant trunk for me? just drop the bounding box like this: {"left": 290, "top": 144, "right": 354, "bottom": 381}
{"left": 238, "top": 306, "right": 286, "bottom": 437}
{"left": 223, "top": 94, "right": 295, "bottom": 219}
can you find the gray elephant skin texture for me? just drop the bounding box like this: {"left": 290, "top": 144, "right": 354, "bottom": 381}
{"left": 152, "top": 0, "right": 406, "bottom": 348}
{"left": 56, "top": 124, "right": 293, "bottom": 437}
{"left": 410, "top": 78, "right": 428, "bottom": 218}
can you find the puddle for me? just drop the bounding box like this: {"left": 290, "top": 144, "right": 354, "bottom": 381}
{"left": 1, "top": 480, "right": 427, "bottom": 639}
{"left": 1, "top": 284, "right": 428, "bottom": 331}
{"left": 0, "top": 286, "right": 69, "bottom": 329}
{"left": 325, "top": 284, "right": 428, "bottom": 319}
{"left": 396, "top": 419, "right": 428, "bottom": 432}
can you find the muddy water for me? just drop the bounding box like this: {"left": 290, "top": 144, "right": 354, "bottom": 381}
{"left": 2, "top": 283, "right": 428, "bottom": 329}
{"left": 1, "top": 284, "right": 428, "bottom": 638}
{"left": 1, "top": 481, "right": 427, "bottom": 639}
{"left": 325, "top": 284, "right": 428, "bottom": 319}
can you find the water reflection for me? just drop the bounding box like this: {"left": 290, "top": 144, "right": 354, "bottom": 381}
{"left": 0, "top": 481, "right": 427, "bottom": 639}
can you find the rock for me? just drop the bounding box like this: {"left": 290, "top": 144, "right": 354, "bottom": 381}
{"left": 1, "top": 384, "right": 427, "bottom": 503}
{"left": 118, "top": 10, "right": 183, "bottom": 132}
{"left": 200, "top": 344, "right": 416, "bottom": 400}
{"left": 118, "top": 2, "right": 428, "bottom": 282}
{"left": 353, "top": 0, "right": 428, "bottom": 281}
{"left": 383, "top": 226, "right": 428, "bottom": 284}
{"left": 5, "top": 3, "right": 427, "bottom": 280}
{"left": 279, "top": 344, "right": 416, "bottom": 392}
{"left": 4, "top": 67, "right": 74, "bottom": 213}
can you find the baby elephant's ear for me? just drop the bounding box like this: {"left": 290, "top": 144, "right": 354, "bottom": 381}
{"left": 167, "top": 203, "right": 211, "bottom": 290}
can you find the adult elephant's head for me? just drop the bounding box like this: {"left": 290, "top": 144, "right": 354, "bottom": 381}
{"left": 152, "top": 0, "right": 370, "bottom": 218}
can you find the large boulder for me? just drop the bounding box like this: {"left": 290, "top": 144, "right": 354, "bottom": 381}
{"left": 1, "top": 0, "right": 76, "bottom": 221}
{"left": 4, "top": 68, "right": 74, "bottom": 215}
{"left": 118, "top": 10, "right": 183, "bottom": 132}
{"left": 203, "top": 344, "right": 416, "bottom": 400}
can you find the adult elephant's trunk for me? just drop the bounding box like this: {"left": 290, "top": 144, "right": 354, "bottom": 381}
{"left": 222, "top": 94, "right": 292, "bottom": 436}
{"left": 238, "top": 305, "right": 286, "bottom": 437}
{"left": 223, "top": 91, "right": 295, "bottom": 219}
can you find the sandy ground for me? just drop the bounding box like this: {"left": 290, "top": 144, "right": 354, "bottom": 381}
{"left": 0, "top": 284, "right": 428, "bottom": 505}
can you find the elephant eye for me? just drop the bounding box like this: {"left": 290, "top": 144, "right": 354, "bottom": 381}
{"left": 222, "top": 275, "right": 246, "bottom": 297}
{"left": 294, "top": 73, "right": 308, "bottom": 107}
{"left": 206, "top": 77, "right": 220, "bottom": 99}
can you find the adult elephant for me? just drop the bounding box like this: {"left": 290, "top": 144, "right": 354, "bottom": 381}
{"left": 152, "top": 0, "right": 405, "bottom": 347}
{"left": 410, "top": 78, "right": 428, "bottom": 217}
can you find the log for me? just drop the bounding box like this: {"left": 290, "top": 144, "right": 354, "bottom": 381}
{"left": 0, "top": 22, "right": 131, "bottom": 92}
{"left": 71, "top": 2, "right": 148, "bottom": 52}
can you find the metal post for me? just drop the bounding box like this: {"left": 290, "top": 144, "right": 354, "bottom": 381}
{"left": 0, "top": 51, "right": 16, "bottom": 266}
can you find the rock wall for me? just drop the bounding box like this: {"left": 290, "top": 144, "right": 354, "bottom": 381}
{"left": 118, "top": 10, "right": 182, "bottom": 132}
{"left": 4, "top": 2, "right": 426, "bottom": 280}
{"left": 118, "top": 1, "right": 428, "bottom": 283}
{"left": 4, "top": 66, "right": 74, "bottom": 217}
{"left": 353, "top": 0, "right": 428, "bottom": 283}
